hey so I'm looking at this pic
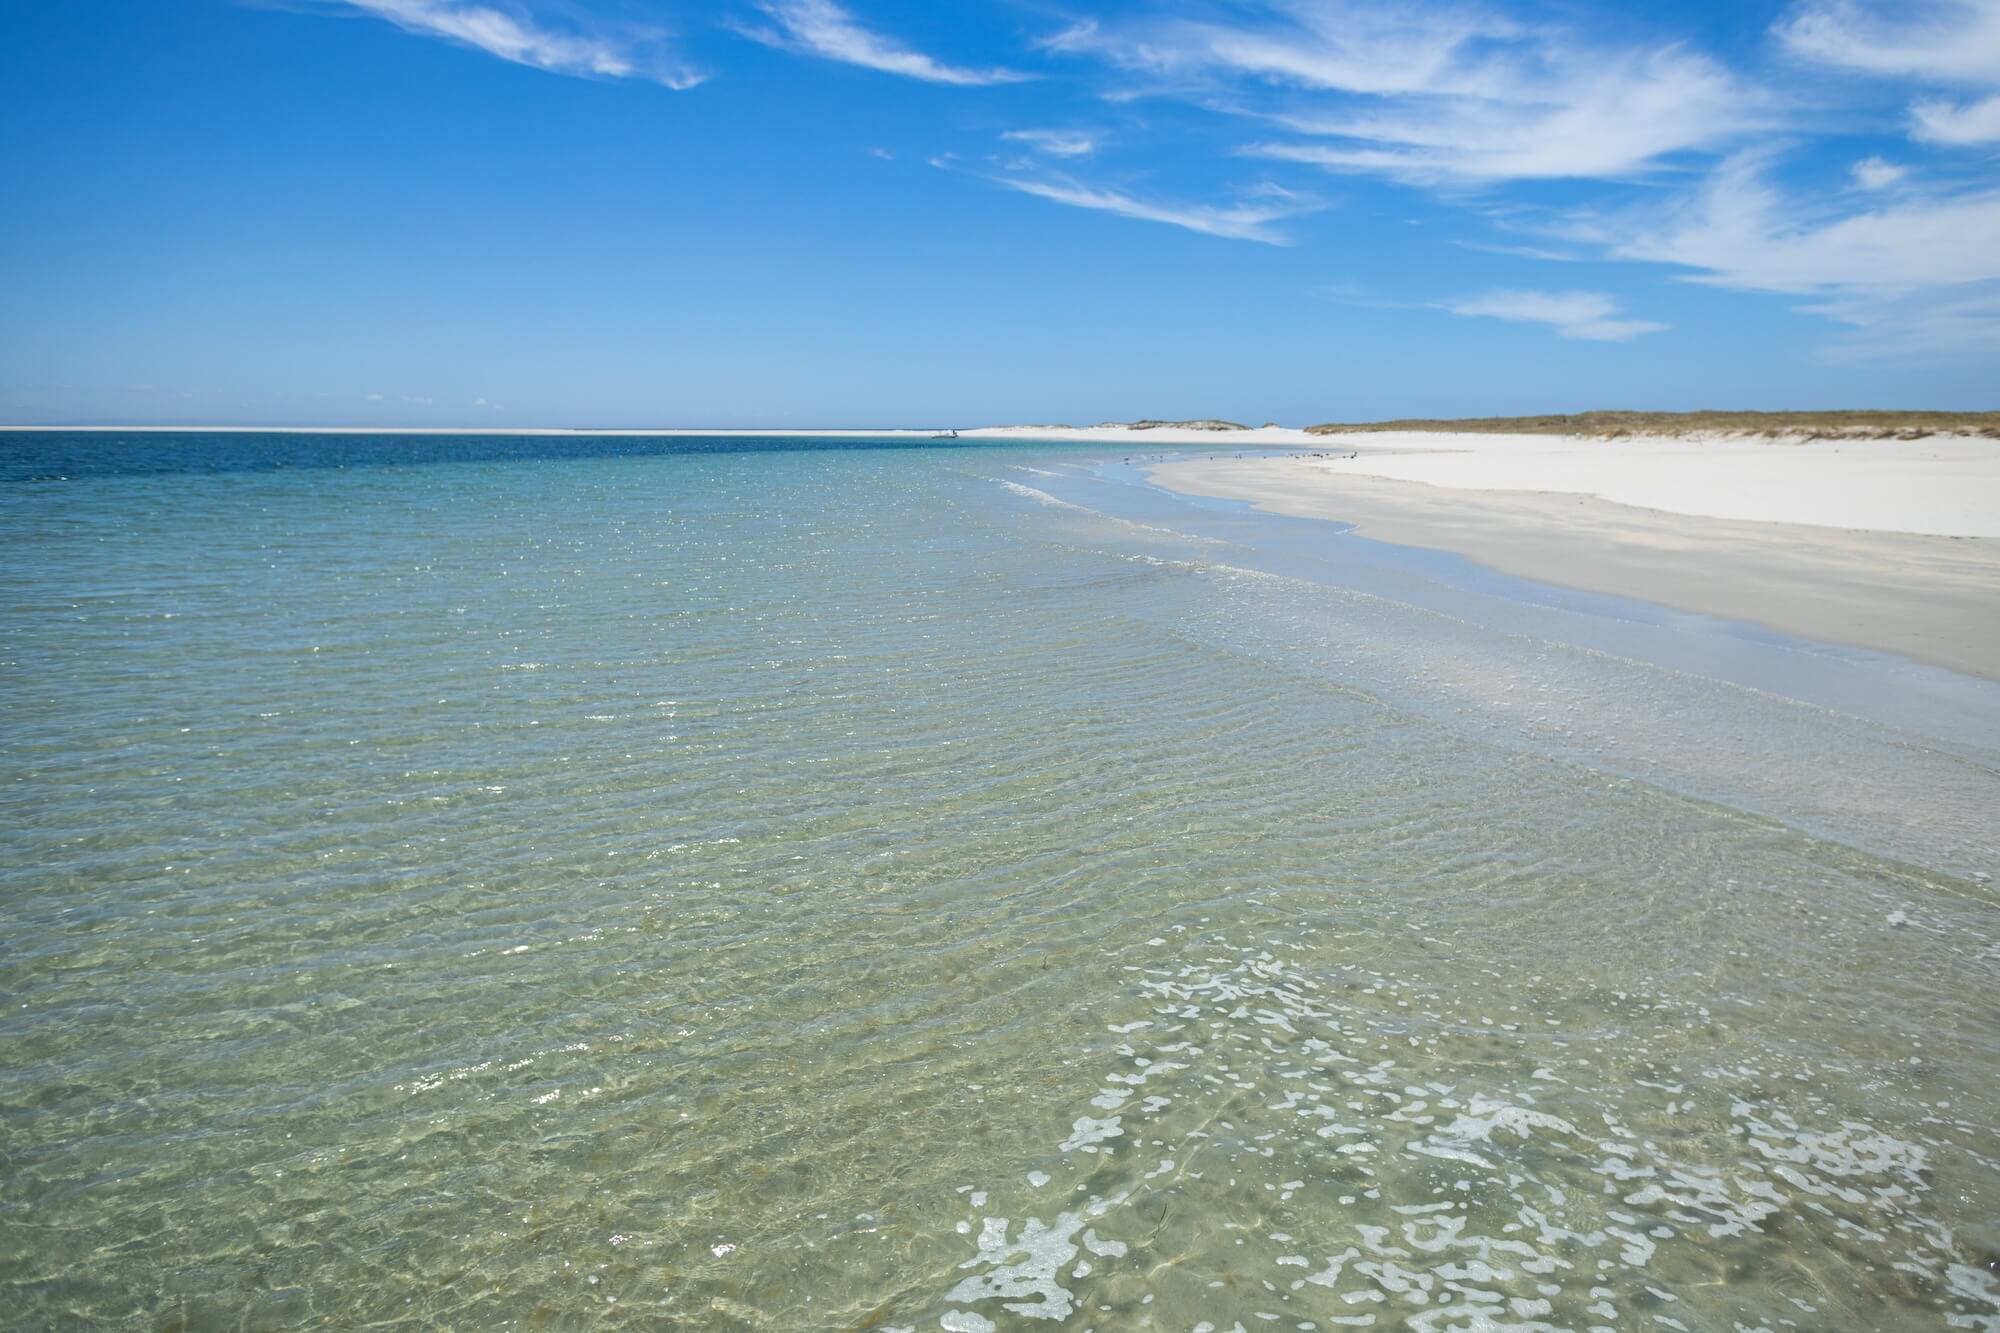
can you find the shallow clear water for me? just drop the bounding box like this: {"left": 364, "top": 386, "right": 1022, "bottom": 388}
{"left": 3, "top": 433, "right": 1997, "bottom": 1331}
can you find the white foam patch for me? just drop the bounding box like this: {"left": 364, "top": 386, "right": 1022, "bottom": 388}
{"left": 946, "top": 1214, "right": 1089, "bottom": 1321}
{"left": 939, "top": 1312, "right": 994, "bottom": 1333}
{"left": 1059, "top": 1116, "right": 1122, "bottom": 1153}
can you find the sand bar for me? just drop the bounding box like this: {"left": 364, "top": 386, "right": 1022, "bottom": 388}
{"left": 1149, "top": 433, "right": 2000, "bottom": 680}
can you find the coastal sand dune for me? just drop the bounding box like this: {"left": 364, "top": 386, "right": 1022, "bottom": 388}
{"left": 1148, "top": 432, "right": 2000, "bottom": 680}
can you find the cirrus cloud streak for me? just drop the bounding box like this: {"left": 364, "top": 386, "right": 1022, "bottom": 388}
{"left": 1446, "top": 290, "right": 1667, "bottom": 341}
{"left": 333, "top": 0, "right": 705, "bottom": 88}
{"left": 991, "top": 176, "right": 1320, "bottom": 244}
{"left": 743, "top": 0, "right": 1030, "bottom": 86}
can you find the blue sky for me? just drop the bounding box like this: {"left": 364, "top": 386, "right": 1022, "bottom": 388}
{"left": 1, "top": 0, "right": 1996, "bottom": 426}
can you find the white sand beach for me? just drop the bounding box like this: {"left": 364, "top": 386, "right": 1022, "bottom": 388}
{"left": 1147, "top": 432, "right": 2000, "bottom": 680}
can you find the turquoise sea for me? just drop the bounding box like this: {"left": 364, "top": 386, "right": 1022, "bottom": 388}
{"left": 3, "top": 433, "right": 1997, "bottom": 1331}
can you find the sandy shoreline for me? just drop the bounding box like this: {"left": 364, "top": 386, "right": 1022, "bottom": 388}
{"left": 1147, "top": 435, "right": 2000, "bottom": 680}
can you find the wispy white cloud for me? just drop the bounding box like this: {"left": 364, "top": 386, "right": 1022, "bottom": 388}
{"left": 1585, "top": 153, "right": 2000, "bottom": 354}
{"left": 1850, "top": 155, "right": 1909, "bottom": 189}
{"left": 1001, "top": 128, "right": 1103, "bottom": 159}
{"left": 991, "top": 177, "right": 1319, "bottom": 244}
{"left": 1445, "top": 290, "right": 1666, "bottom": 341}
{"left": 1799, "top": 281, "right": 2000, "bottom": 358}
{"left": 1453, "top": 237, "right": 1593, "bottom": 263}
{"left": 1244, "top": 52, "right": 1764, "bottom": 185}
{"left": 333, "top": 0, "right": 704, "bottom": 88}
{"left": 1611, "top": 154, "right": 2000, "bottom": 295}
{"left": 1049, "top": 5, "right": 1772, "bottom": 185}
{"left": 1042, "top": 9, "right": 1502, "bottom": 98}
{"left": 744, "top": 0, "right": 1029, "bottom": 86}
{"left": 1911, "top": 93, "right": 2000, "bottom": 143}
{"left": 1777, "top": 0, "right": 2000, "bottom": 85}
{"left": 1778, "top": 0, "right": 2000, "bottom": 144}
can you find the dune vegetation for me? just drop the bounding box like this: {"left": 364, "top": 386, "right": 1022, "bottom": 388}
{"left": 1304, "top": 410, "right": 2000, "bottom": 439}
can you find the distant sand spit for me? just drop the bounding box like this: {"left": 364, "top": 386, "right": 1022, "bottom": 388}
{"left": 0, "top": 423, "right": 1328, "bottom": 446}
